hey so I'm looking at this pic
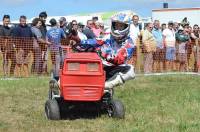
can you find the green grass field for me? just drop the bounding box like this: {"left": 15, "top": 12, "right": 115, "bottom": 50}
{"left": 0, "top": 75, "right": 200, "bottom": 132}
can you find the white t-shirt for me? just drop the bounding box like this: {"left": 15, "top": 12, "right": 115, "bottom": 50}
{"left": 78, "top": 31, "right": 87, "bottom": 41}
{"left": 130, "top": 24, "right": 140, "bottom": 43}
{"left": 163, "top": 28, "right": 176, "bottom": 47}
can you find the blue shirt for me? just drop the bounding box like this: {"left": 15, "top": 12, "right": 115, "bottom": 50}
{"left": 46, "top": 27, "right": 65, "bottom": 46}
{"left": 12, "top": 25, "right": 32, "bottom": 38}
{"left": 152, "top": 28, "right": 163, "bottom": 48}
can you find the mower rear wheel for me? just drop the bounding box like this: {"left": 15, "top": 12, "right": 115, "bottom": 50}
{"left": 107, "top": 99, "right": 125, "bottom": 119}
{"left": 45, "top": 99, "right": 60, "bottom": 120}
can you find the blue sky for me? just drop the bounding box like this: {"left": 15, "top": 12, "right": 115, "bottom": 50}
{"left": 1, "top": 0, "right": 200, "bottom": 20}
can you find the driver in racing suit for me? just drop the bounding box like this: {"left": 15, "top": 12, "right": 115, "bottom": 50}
{"left": 80, "top": 12, "right": 136, "bottom": 89}
{"left": 100, "top": 13, "right": 135, "bottom": 89}
{"left": 50, "top": 12, "right": 135, "bottom": 90}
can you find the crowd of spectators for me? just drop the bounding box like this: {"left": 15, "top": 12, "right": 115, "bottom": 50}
{"left": 0, "top": 12, "right": 106, "bottom": 77}
{"left": 139, "top": 18, "right": 200, "bottom": 74}
{"left": 0, "top": 11, "right": 200, "bottom": 77}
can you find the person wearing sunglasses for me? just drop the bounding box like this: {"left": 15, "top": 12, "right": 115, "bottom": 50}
{"left": 68, "top": 20, "right": 81, "bottom": 46}
{"left": 77, "top": 22, "right": 87, "bottom": 41}
{"left": 59, "top": 17, "right": 69, "bottom": 35}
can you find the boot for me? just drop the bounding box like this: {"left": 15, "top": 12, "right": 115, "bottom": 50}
{"left": 105, "top": 74, "right": 124, "bottom": 89}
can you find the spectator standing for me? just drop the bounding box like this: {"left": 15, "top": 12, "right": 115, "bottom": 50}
{"left": 12, "top": 15, "right": 33, "bottom": 77}
{"left": 68, "top": 20, "right": 81, "bottom": 46}
{"left": 173, "top": 22, "right": 180, "bottom": 33}
{"left": 130, "top": 15, "right": 141, "bottom": 44}
{"left": 152, "top": 20, "right": 164, "bottom": 72}
{"left": 92, "top": 16, "right": 98, "bottom": 24}
{"left": 142, "top": 23, "right": 156, "bottom": 74}
{"left": 190, "top": 24, "right": 200, "bottom": 72}
{"left": 31, "top": 18, "right": 49, "bottom": 74}
{"left": 46, "top": 19, "right": 66, "bottom": 81}
{"left": 161, "top": 23, "right": 167, "bottom": 31}
{"left": 59, "top": 17, "right": 69, "bottom": 57}
{"left": 39, "top": 11, "right": 48, "bottom": 74}
{"left": 39, "top": 11, "right": 47, "bottom": 38}
{"left": 77, "top": 22, "right": 87, "bottom": 41}
{"left": 83, "top": 20, "right": 96, "bottom": 39}
{"left": 59, "top": 17, "right": 69, "bottom": 35}
{"left": 129, "top": 15, "right": 141, "bottom": 67}
{"left": 91, "top": 21, "right": 103, "bottom": 38}
{"left": 173, "top": 22, "right": 180, "bottom": 71}
{"left": 181, "top": 22, "right": 192, "bottom": 69}
{"left": 176, "top": 28, "right": 190, "bottom": 71}
{"left": 163, "top": 22, "right": 176, "bottom": 71}
{"left": 0, "top": 15, "right": 16, "bottom": 77}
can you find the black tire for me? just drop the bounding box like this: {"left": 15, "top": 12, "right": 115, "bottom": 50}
{"left": 108, "top": 99, "right": 125, "bottom": 119}
{"left": 45, "top": 99, "right": 60, "bottom": 120}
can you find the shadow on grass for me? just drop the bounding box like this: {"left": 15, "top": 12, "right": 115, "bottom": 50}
{"left": 58, "top": 100, "right": 106, "bottom": 120}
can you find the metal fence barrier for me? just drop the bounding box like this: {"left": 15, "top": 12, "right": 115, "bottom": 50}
{"left": 0, "top": 37, "right": 199, "bottom": 77}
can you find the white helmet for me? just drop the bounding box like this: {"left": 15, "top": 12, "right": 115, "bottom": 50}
{"left": 111, "top": 12, "right": 132, "bottom": 42}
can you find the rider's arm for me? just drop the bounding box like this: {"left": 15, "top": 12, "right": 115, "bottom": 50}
{"left": 101, "top": 38, "right": 135, "bottom": 65}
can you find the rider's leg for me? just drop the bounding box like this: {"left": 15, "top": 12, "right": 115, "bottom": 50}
{"left": 105, "top": 64, "right": 135, "bottom": 89}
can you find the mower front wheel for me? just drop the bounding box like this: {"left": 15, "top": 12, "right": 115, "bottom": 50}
{"left": 107, "top": 99, "right": 125, "bottom": 119}
{"left": 45, "top": 99, "right": 60, "bottom": 120}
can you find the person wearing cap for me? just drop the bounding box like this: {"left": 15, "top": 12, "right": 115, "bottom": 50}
{"left": 92, "top": 16, "right": 98, "bottom": 24}
{"left": 39, "top": 11, "right": 48, "bottom": 74}
{"left": 77, "top": 22, "right": 87, "bottom": 41}
{"left": 175, "top": 27, "right": 190, "bottom": 71}
{"left": 46, "top": 18, "right": 66, "bottom": 81}
{"left": 39, "top": 11, "right": 47, "bottom": 39}
{"left": 59, "top": 17, "right": 69, "bottom": 35}
{"left": 163, "top": 21, "right": 176, "bottom": 71}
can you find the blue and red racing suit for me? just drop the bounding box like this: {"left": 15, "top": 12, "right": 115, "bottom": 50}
{"left": 79, "top": 36, "right": 135, "bottom": 81}
{"left": 80, "top": 36, "right": 135, "bottom": 66}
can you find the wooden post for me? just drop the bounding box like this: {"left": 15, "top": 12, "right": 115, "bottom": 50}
{"left": 136, "top": 38, "right": 141, "bottom": 73}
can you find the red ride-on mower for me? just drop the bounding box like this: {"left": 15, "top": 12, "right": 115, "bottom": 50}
{"left": 45, "top": 52, "right": 125, "bottom": 120}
